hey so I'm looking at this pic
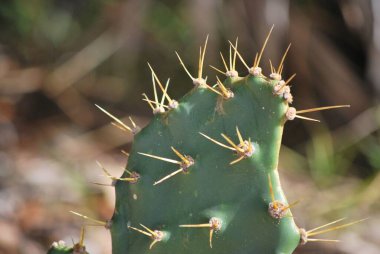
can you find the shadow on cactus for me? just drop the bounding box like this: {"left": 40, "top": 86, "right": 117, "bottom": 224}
{"left": 48, "top": 26, "right": 365, "bottom": 254}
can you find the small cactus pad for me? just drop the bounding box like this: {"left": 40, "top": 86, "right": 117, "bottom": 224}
{"left": 48, "top": 228, "right": 89, "bottom": 254}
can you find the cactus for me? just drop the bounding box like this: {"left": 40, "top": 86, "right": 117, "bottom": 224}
{"left": 48, "top": 228, "right": 88, "bottom": 254}
{"left": 49, "top": 27, "right": 364, "bottom": 254}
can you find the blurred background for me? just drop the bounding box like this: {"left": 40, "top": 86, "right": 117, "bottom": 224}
{"left": 0, "top": 0, "right": 379, "bottom": 253}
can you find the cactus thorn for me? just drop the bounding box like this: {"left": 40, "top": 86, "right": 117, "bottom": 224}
{"left": 203, "top": 82, "right": 224, "bottom": 97}
{"left": 225, "top": 38, "right": 239, "bottom": 77}
{"left": 138, "top": 152, "right": 182, "bottom": 165}
{"left": 255, "top": 25, "right": 274, "bottom": 68}
{"left": 79, "top": 226, "right": 85, "bottom": 247}
{"left": 235, "top": 126, "right": 244, "bottom": 144}
{"left": 203, "top": 77, "right": 233, "bottom": 99}
{"left": 121, "top": 150, "right": 129, "bottom": 157}
{"left": 199, "top": 132, "right": 235, "bottom": 150}
{"left": 253, "top": 53, "right": 258, "bottom": 69}
{"left": 129, "top": 116, "right": 137, "bottom": 128}
{"left": 229, "top": 155, "right": 245, "bottom": 165}
{"left": 138, "top": 147, "right": 191, "bottom": 166}
{"left": 269, "top": 62, "right": 281, "bottom": 81}
{"left": 220, "top": 51, "right": 229, "bottom": 72}
{"left": 96, "top": 160, "right": 114, "bottom": 180}
{"left": 128, "top": 225, "right": 152, "bottom": 237}
{"left": 286, "top": 105, "right": 350, "bottom": 122}
{"left": 267, "top": 174, "right": 295, "bottom": 219}
{"left": 161, "top": 78, "right": 170, "bottom": 108}
{"left": 220, "top": 134, "right": 242, "bottom": 152}
{"left": 179, "top": 217, "right": 222, "bottom": 248}
{"left": 69, "top": 211, "right": 111, "bottom": 229}
{"left": 295, "top": 115, "right": 320, "bottom": 122}
{"left": 139, "top": 147, "right": 194, "bottom": 185}
{"left": 228, "top": 40, "right": 250, "bottom": 71}
{"left": 151, "top": 71, "right": 159, "bottom": 110}
{"left": 277, "top": 43, "right": 291, "bottom": 75}
{"left": 250, "top": 25, "right": 274, "bottom": 76}
{"left": 286, "top": 107, "right": 319, "bottom": 122}
{"left": 153, "top": 168, "right": 184, "bottom": 185}
{"left": 200, "top": 128, "right": 254, "bottom": 165}
{"left": 95, "top": 104, "right": 139, "bottom": 134}
{"left": 210, "top": 46, "right": 239, "bottom": 78}
{"left": 210, "top": 50, "right": 232, "bottom": 77}
{"left": 269, "top": 58, "right": 283, "bottom": 80}
{"left": 91, "top": 182, "right": 113, "bottom": 187}
{"left": 160, "top": 78, "right": 178, "bottom": 109}
{"left": 152, "top": 147, "right": 194, "bottom": 185}
{"left": 143, "top": 98, "right": 169, "bottom": 109}
{"left": 128, "top": 224, "right": 165, "bottom": 249}
{"left": 175, "top": 51, "right": 195, "bottom": 81}
{"left": 139, "top": 224, "right": 156, "bottom": 236}
{"left": 209, "top": 65, "right": 227, "bottom": 76}
{"left": 70, "top": 226, "right": 88, "bottom": 254}
{"left": 232, "top": 38, "right": 238, "bottom": 71}
{"left": 269, "top": 59, "right": 275, "bottom": 74}
{"left": 142, "top": 93, "right": 156, "bottom": 111}
{"left": 283, "top": 200, "right": 300, "bottom": 211}
{"left": 209, "top": 217, "right": 222, "bottom": 248}
{"left": 148, "top": 64, "right": 176, "bottom": 109}
{"left": 222, "top": 132, "right": 255, "bottom": 163}
{"left": 175, "top": 36, "right": 208, "bottom": 87}
{"left": 299, "top": 218, "right": 367, "bottom": 245}
{"left": 198, "top": 35, "right": 209, "bottom": 79}
{"left": 306, "top": 218, "right": 367, "bottom": 237}
{"left": 216, "top": 76, "right": 234, "bottom": 99}
{"left": 296, "top": 105, "right": 350, "bottom": 114}
{"left": 229, "top": 41, "right": 233, "bottom": 72}
{"left": 268, "top": 174, "right": 276, "bottom": 204}
{"left": 170, "top": 147, "right": 191, "bottom": 166}
{"left": 96, "top": 161, "right": 139, "bottom": 184}
{"left": 149, "top": 70, "right": 166, "bottom": 114}
{"left": 307, "top": 238, "right": 340, "bottom": 243}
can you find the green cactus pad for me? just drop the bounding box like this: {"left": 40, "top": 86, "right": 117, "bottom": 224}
{"left": 110, "top": 71, "right": 301, "bottom": 253}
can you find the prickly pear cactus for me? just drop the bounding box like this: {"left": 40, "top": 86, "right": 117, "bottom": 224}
{"left": 50, "top": 28, "right": 362, "bottom": 254}
{"left": 111, "top": 39, "right": 303, "bottom": 254}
